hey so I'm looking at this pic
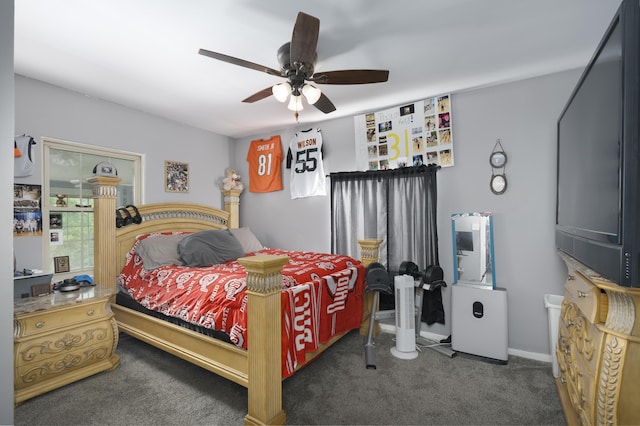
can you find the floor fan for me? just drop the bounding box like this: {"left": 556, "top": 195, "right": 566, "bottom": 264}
{"left": 363, "top": 261, "right": 454, "bottom": 369}
{"left": 390, "top": 274, "right": 418, "bottom": 359}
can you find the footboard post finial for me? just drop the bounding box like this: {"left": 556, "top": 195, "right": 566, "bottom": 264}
{"left": 357, "top": 239, "right": 383, "bottom": 336}
{"left": 238, "top": 254, "right": 290, "bottom": 426}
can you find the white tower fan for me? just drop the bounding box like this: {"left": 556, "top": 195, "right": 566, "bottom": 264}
{"left": 390, "top": 274, "right": 418, "bottom": 359}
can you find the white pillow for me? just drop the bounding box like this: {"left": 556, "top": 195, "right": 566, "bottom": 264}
{"left": 229, "top": 227, "right": 264, "bottom": 254}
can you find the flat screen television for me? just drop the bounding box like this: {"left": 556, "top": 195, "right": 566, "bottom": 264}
{"left": 556, "top": 0, "right": 640, "bottom": 287}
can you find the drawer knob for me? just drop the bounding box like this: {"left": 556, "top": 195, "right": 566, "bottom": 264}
{"left": 568, "top": 275, "right": 575, "bottom": 281}
{"left": 87, "top": 309, "right": 94, "bottom": 316}
{"left": 561, "top": 377, "right": 566, "bottom": 384}
{"left": 35, "top": 321, "right": 45, "bottom": 328}
{"left": 578, "top": 291, "right": 587, "bottom": 298}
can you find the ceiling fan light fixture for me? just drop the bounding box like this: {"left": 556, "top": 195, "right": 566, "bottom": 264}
{"left": 302, "top": 84, "right": 322, "bottom": 104}
{"left": 288, "top": 94, "right": 304, "bottom": 111}
{"left": 272, "top": 82, "right": 292, "bottom": 102}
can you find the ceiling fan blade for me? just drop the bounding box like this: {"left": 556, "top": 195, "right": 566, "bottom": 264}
{"left": 290, "top": 12, "right": 320, "bottom": 67}
{"left": 313, "top": 93, "right": 336, "bottom": 114}
{"left": 242, "top": 87, "right": 274, "bottom": 103}
{"left": 313, "top": 69, "right": 389, "bottom": 85}
{"left": 198, "top": 48, "right": 282, "bottom": 77}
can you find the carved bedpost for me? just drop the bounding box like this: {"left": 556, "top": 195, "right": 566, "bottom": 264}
{"left": 357, "top": 239, "right": 383, "bottom": 336}
{"left": 88, "top": 176, "right": 121, "bottom": 292}
{"left": 221, "top": 189, "right": 241, "bottom": 229}
{"left": 237, "top": 254, "right": 290, "bottom": 426}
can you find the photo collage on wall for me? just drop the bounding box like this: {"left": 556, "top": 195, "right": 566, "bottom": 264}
{"left": 354, "top": 94, "right": 454, "bottom": 170}
{"left": 13, "top": 184, "right": 42, "bottom": 237}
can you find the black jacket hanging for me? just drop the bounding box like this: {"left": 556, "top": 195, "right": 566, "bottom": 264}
{"left": 421, "top": 286, "right": 445, "bottom": 325}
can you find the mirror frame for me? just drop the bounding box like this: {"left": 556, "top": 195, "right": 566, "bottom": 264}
{"left": 489, "top": 151, "right": 507, "bottom": 168}
{"left": 451, "top": 212, "right": 496, "bottom": 288}
{"left": 490, "top": 174, "right": 508, "bottom": 195}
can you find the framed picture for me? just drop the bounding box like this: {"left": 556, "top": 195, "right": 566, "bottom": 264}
{"left": 50, "top": 213, "right": 63, "bottom": 229}
{"left": 13, "top": 184, "right": 42, "bottom": 237}
{"left": 53, "top": 255, "right": 70, "bottom": 273}
{"left": 49, "top": 230, "right": 63, "bottom": 246}
{"left": 165, "top": 161, "right": 189, "bottom": 193}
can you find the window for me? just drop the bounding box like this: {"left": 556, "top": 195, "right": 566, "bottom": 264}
{"left": 43, "top": 138, "right": 142, "bottom": 277}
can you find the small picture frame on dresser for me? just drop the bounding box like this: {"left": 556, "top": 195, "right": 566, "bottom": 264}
{"left": 31, "top": 283, "right": 50, "bottom": 297}
{"left": 53, "top": 255, "right": 70, "bottom": 273}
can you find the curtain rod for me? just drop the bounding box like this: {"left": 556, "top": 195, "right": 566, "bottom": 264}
{"left": 329, "top": 164, "right": 440, "bottom": 181}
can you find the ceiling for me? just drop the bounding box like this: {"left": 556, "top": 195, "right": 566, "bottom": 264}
{"left": 14, "top": 0, "right": 622, "bottom": 139}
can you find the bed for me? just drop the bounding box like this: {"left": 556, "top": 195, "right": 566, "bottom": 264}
{"left": 89, "top": 177, "right": 382, "bottom": 425}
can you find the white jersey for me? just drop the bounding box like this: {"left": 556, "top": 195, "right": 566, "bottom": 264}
{"left": 287, "top": 128, "right": 326, "bottom": 199}
{"left": 14, "top": 135, "right": 36, "bottom": 178}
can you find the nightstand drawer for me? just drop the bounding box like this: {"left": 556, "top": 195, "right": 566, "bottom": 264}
{"left": 14, "top": 339, "right": 113, "bottom": 391}
{"left": 15, "top": 300, "right": 108, "bottom": 338}
{"left": 14, "top": 318, "right": 115, "bottom": 366}
{"left": 564, "top": 271, "right": 601, "bottom": 323}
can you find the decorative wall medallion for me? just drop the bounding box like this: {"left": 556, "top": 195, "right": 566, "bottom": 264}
{"left": 489, "top": 139, "right": 508, "bottom": 194}
{"left": 490, "top": 174, "right": 507, "bottom": 195}
{"left": 490, "top": 150, "right": 507, "bottom": 168}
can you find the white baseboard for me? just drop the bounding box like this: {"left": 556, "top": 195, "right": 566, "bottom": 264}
{"left": 508, "top": 348, "right": 552, "bottom": 363}
{"left": 379, "top": 322, "right": 552, "bottom": 364}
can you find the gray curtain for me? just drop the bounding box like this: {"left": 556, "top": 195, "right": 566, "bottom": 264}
{"left": 331, "top": 172, "right": 388, "bottom": 265}
{"left": 330, "top": 164, "right": 440, "bottom": 272}
{"left": 330, "top": 165, "right": 442, "bottom": 322}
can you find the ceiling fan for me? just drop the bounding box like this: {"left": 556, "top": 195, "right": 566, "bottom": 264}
{"left": 198, "top": 12, "right": 389, "bottom": 119}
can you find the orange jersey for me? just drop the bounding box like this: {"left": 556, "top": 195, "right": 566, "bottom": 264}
{"left": 246, "top": 135, "right": 283, "bottom": 193}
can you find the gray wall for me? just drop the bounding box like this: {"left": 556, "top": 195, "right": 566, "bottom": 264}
{"left": 1, "top": 2, "right": 15, "bottom": 422}
{"left": 232, "top": 69, "right": 581, "bottom": 359}
{"left": 13, "top": 76, "right": 232, "bottom": 271}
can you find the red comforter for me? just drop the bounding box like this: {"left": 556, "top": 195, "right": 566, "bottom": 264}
{"left": 118, "top": 235, "right": 364, "bottom": 378}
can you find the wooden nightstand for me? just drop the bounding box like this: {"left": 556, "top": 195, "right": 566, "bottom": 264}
{"left": 14, "top": 286, "right": 120, "bottom": 405}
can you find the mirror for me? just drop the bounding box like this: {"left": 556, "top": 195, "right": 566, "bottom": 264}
{"left": 451, "top": 212, "right": 496, "bottom": 288}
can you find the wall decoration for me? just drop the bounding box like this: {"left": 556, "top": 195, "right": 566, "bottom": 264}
{"left": 13, "top": 184, "right": 42, "bottom": 236}
{"left": 53, "top": 255, "right": 70, "bottom": 273}
{"left": 489, "top": 139, "right": 508, "bottom": 195}
{"left": 165, "top": 161, "right": 189, "bottom": 193}
{"left": 49, "top": 213, "right": 62, "bottom": 229}
{"left": 354, "top": 94, "right": 454, "bottom": 170}
{"left": 49, "top": 230, "right": 63, "bottom": 246}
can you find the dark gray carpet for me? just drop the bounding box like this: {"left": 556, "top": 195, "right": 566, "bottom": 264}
{"left": 14, "top": 331, "right": 565, "bottom": 425}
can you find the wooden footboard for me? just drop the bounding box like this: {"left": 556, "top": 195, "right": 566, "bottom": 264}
{"left": 90, "top": 177, "right": 382, "bottom": 425}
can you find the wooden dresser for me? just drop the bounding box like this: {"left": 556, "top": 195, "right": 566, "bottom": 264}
{"left": 556, "top": 252, "right": 640, "bottom": 425}
{"left": 14, "top": 287, "right": 120, "bottom": 405}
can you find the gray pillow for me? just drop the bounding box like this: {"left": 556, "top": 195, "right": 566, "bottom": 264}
{"left": 135, "top": 234, "right": 186, "bottom": 270}
{"left": 178, "top": 229, "right": 245, "bottom": 267}
{"left": 229, "top": 227, "right": 264, "bottom": 254}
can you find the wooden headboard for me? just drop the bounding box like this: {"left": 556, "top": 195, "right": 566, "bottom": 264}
{"left": 113, "top": 202, "right": 230, "bottom": 275}
{"left": 88, "top": 176, "right": 239, "bottom": 292}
